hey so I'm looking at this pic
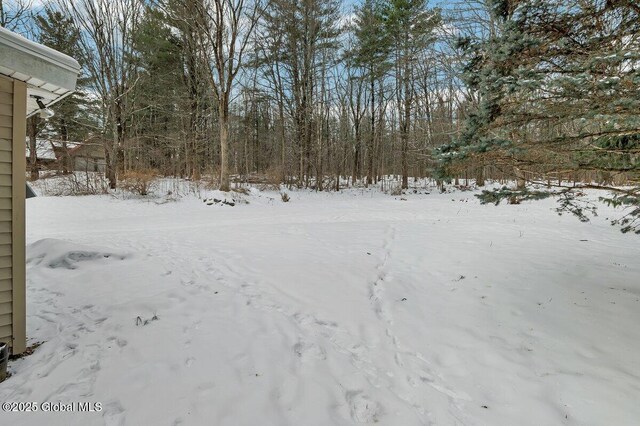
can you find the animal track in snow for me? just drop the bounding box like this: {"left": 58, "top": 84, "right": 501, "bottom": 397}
{"left": 345, "top": 390, "right": 384, "bottom": 423}
{"left": 293, "top": 340, "right": 326, "bottom": 362}
{"left": 369, "top": 226, "right": 396, "bottom": 324}
{"left": 102, "top": 400, "right": 126, "bottom": 426}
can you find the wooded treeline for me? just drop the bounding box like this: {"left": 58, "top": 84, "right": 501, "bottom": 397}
{"left": 3, "top": 0, "right": 488, "bottom": 190}
{"left": 2, "top": 0, "right": 639, "bottom": 203}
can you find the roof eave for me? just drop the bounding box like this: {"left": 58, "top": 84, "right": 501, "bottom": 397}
{"left": 0, "top": 27, "right": 81, "bottom": 115}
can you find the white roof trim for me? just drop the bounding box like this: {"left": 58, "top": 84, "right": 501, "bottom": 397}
{"left": 0, "top": 27, "right": 80, "bottom": 76}
{"left": 0, "top": 27, "right": 81, "bottom": 116}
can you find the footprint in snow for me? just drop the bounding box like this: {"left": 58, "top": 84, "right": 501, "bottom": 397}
{"left": 102, "top": 400, "right": 126, "bottom": 426}
{"left": 293, "top": 341, "right": 326, "bottom": 362}
{"left": 345, "top": 390, "right": 384, "bottom": 423}
{"left": 107, "top": 336, "right": 127, "bottom": 348}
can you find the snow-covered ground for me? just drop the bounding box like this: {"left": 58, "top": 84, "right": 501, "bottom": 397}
{"left": 1, "top": 186, "right": 639, "bottom": 426}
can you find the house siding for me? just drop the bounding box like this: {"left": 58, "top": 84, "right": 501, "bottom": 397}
{"left": 0, "top": 74, "right": 26, "bottom": 354}
{"left": 74, "top": 156, "right": 106, "bottom": 173}
{"left": 0, "top": 75, "right": 12, "bottom": 348}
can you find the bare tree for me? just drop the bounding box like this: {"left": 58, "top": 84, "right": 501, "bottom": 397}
{"left": 57, "top": 0, "right": 142, "bottom": 189}
{"left": 342, "top": 48, "right": 368, "bottom": 185}
{"left": 385, "top": 0, "right": 440, "bottom": 189}
{"left": 189, "top": 0, "right": 263, "bottom": 191}
{"left": 0, "top": 0, "right": 32, "bottom": 31}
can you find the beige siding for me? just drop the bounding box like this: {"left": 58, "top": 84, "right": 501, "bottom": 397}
{"left": 0, "top": 104, "right": 11, "bottom": 117}
{"left": 0, "top": 75, "right": 10, "bottom": 349}
{"left": 0, "top": 278, "right": 10, "bottom": 290}
{"left": 0, "top": 268, "right": 10, "bottom": 281}
{"left": 0, "top": 92, "right": 12, "bottom": 105}
{"left": 0, "top": 313, "right": 11, "bottom": 326}
{"left": 0, "top": 84, "right": 13, "bottom": 343}
{"left": 0, "top": 256, "right": 10, "bottom": 268}
{"left": 0, "top": 75, "right": 26, "bottom": 354}
{"left": 0, "top": 233, "right": 11, "bottom": 245}
{"left": 0, "top": 78, "right": 12, "bottom": 93}
{"left": 0, "top": 302, "right": 11, "bottom": 343}
{"left": 12, "top": 78, "right": 26, "bottom": 354}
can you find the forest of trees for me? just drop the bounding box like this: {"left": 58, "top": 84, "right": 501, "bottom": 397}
{"left": 2, "top": 0, "right": 639, "bottom": 229}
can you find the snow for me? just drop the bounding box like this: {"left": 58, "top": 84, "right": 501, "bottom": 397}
{"left": 27, "top": 139, "right": 56, "bottom": 161}
{"left": 1, "top": 186, "right": 639, "bottom": 425}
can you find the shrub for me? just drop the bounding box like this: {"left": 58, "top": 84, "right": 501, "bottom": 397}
{"left": 119, "top": 169, "right": 158, "bottom": 196}
{"left": 203, "top": 166, "right": 220, "bottom": 190}
{"left": 232, "top": 186, "right": 250, "bottom": 195}
{"left": 33, "top": 172, "right": 109, "bottom": 196}
{"left": 266, "top": 166, "right": 284, "bottom": 185}
{"left": 389, "top": 185, "right": 403, "bottom": 196}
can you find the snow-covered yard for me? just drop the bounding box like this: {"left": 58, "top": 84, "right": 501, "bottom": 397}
{"left": 1, "top": 187, "right": 639, "bottom": 425}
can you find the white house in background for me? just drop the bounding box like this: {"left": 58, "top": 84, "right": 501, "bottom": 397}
{"left": 0, "top": 26, "right": 80, "bottom": 355}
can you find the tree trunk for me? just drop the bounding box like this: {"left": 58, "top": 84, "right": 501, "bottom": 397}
{"left": 219, "top": 98, "right": 231, "bottom": 192}
{"left": 61, "top": 118, "right": 70, "bottom": 174}
{"left": 367, "top": 75, "right": 375, "bottom": 186}
{"left": 353, "top": 123, "right": 360, "bottom": 185}
{"left": 401, "top": 131, "right": 409, "bottom": 189}
{"left": 27, "top": 116, "right": 39, "bottom": 181}
{"left": 106, "top": 101, "right": 120, "bottom": 189}
{"left": 515, "top": 167, "right": 526, "bottom": 189}
{"left": 476, "top": 166, "right": 485, "bottom": 187}
{"left": 106, "top": 134, "right": 117, "bottom": 189}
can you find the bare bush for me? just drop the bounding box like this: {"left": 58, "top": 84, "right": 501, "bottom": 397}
{"left": 33, "top": 172, "right": 110, "bottom": 196}
{"left": 232, "top": 187, "right": 250, "bottom": 195}
{"left": 203, "top": 166, "right": 221, "bottom": 190}
{"left": 265, "top": 166, "right": 284, "bottom": 185}
{"left": 119, "top": 170, "right": 159, "bottom": 196}
{"left": 389, "top": 185, "right": 403, "bottom": 196}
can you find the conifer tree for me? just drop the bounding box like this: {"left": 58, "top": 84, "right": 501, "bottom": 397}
{"left": 130, "top": 5, "right": 187, "bottom": 173}
{"left": 440, "top": 0, "right": 640, "bottom": 233}
{"left": 353, "top": 0, "right": 391, "bottom": 185}
{"left": 35, "top": 7, "right": 94, "bottom": 173}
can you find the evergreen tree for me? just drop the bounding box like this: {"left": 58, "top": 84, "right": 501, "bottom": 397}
{"left": 130, "top": 5, "right": 188, "bottom": 174}
{"left": 352, "top": 0, "right": 391, "bottom": 185}
{"left": 153, "top": 0, "right": 215, "bottom": 178}
{"left": 35, "top": 7, "right": 95, "bottom": 173}
{"left": 440, "top": 0, "right": 640, "bottom": 233}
